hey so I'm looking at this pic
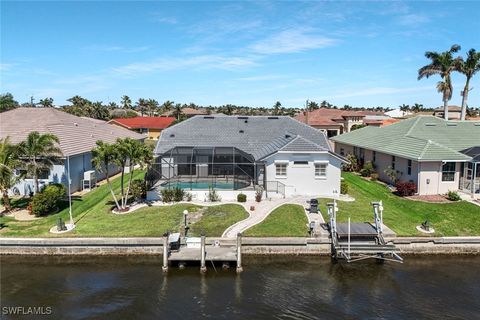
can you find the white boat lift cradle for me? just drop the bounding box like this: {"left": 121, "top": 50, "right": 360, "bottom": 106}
{"left": 327, "top": 200, "right": 403, "bottom": 263}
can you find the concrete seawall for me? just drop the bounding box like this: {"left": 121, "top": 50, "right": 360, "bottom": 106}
{"left": 1, "top": 237, "right": 479, "bottom": 256}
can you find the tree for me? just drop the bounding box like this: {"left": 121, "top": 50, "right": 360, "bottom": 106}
{"left": 0, "top": 137, "right": 22, "bottom": 212}
{"left": 135, "top": 98, "right": 148, "bottom": 116}
{"left": 455, "top": 48, "right": 480, "bottom": 120}
{"left": 0, "top": 93, "right": 19, "bottom": 113}
{"left": 146, "top": 99, "right": 159, "bottom": 116}
{"left": 121, "top": 95, "right": 132, "bottom": 109}
{"left": 418, "top": 44, "right": 461, "bottom": 120}
{"left": 91, "top": 141, "right": 121, "bottom": 210}
{"left": 67, "top": 95, "right": 89, "bottom": 108}
{"left": 411, "top": 103, "right": 424, "bottom": 113}
{"left": 172, "top": 103, "right": 183, "bottom": 120}
{"left": 17, "top": 132, "right": 61, "bottom": 194}
{"left": 38, "top": 97, "right": 54, "bottom": 108}
{"left": 272, "top": 101, "right": 282, "bottom": 115}
{"left": 399, "top": 104, "right": 410, "bottom": 112}
{"left": 161, "top": 100, "right": 174, "bottom": 113}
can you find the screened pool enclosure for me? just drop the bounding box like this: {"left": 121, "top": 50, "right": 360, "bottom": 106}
{"left": 146, "top": 147, "right": 265, "bottom": 191}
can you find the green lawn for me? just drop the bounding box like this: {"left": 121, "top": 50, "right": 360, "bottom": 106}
{"left": 0, "top": 172, "right": 247, "bottom": 237}
{"left": 319, "top": 173, "right": 480, "bottom": 237}
{"left": 244, "top": 204, "right": 308, "bottom": 237}
{"left": 188, "top": 204, "right": 248, "bottom": 237}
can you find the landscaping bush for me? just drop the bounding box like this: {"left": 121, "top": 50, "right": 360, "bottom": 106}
{"left": 370, "top": 173, "right": 379, "bottom": 181}
{"left": 384, "top": 166, "right": 402, "bottom": 184}
{"left": 237, "top": 193, "right": 247, "bottom": 202}
{"left": 30, "top": 183, "right": 66, "bottom": 217}
{"left": 340, "top": 181, "right": 349, "bottom": 195}
{"left": 173, "top": 187, "right": 185, "bottom": 202}
{"left": 160, "top": 188, "right": 174, "bottom": 203}
{"left": 447, "top": 191, "right": 461, "bottom": 201}
{"left": 184, "top": 192, "right": 192, "bottom": 201}
{"left": 255, "top": 189, "right": 263, "bottom": 202}
{"left": 395, "top": 181, "right": 417, "bottom": 197}
{"left": 208, "top": 187, "right": 221, "bottom": 202}
{"left": 360, "top": 161, "right": 375, "bottom": 177}
{"left": 130, "top": 179, "right": 146, "bottom": 201}
{"left": 342, "top": 154, "right": 359, "bottom": 172}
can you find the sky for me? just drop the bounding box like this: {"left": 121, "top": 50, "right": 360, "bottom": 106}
{"left": 1, "top": 0, "right": 480, "bottom": 108}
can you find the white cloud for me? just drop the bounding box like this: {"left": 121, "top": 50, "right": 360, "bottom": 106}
{"left": 324, "top": 85, "right": 432, "bottom": 100}
{"left": 236, "top": 75, "right": 284, "bottom": 81}
{"left": 83, "top": 45, "right": 149, "bottom": 53}
{"left": 0, "top": 63, "right": 16, "bottom": 71}
{"left": 250, "top": 28, "right": 336, "bottom": 54}
{"left": 155, "top": 16, "right": 178, "bottom": 24}
{"left": 398, "top": 14, "right": 430, "bottom": 26}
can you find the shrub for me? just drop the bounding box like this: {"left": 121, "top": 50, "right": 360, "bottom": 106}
{"left": 30, "top": 183, "right": 66, "bottom": 217}
{"left": 395, "top": 181, "right": 417, "bottom": 197}
{"left": 184, "top": 192, "right": 193, "bottom": 201}
{"left": 237, "top": 193, "right": 247, "bottom": 202}
{"left": 384, "top": 166, "right": 401, "bottom": 184}
{"left": 173, "top": 187, "right": 185, "bottom": 202}
{"left": 370, "top": 173, "right": 379, "bottom": 181}
{"left": 130, "top": 179, "right": 146, "bottom": 201}
{"left": 340, "top": 181, "right": 349, "bottom": 195}
{"left": 360, "top": 161, "right": 375, "bottom": 177}
{"left": 343, "top": 154, "right": 359, "bottom": 172}
{"left": 208, "top": 187, "right": 221, "bottom": 202}
{"left": 447, "top": 191, "right": 461, "bottom": 201}
{"left": 255, "top": 189, "right": 263, "bottom": 202}
{"left": 161, "top": 188, "right": 174, "bottom": 203}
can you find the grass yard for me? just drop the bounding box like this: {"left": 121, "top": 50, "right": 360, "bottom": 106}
{"left": 244, "top": 204, "right": 308, "bottom": 237}
{"left": 319, "top": 173, "right": 480, "bottom": 237}
{"left": 188, "top": 204, "right": 248, "bottom": 237}
{"left": 0, "top": 172, "right": 247, "bottom": 237}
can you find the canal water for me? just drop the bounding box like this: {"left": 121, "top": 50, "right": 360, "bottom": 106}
{"left": 1, "top": 255, "right": 479, "bottom": 319}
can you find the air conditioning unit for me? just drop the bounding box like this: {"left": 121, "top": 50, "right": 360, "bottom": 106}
{"left": 84, "top": 170, "right": 96, "bottom": 181}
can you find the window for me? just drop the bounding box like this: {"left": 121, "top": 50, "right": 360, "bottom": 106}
{"left": 293, "top": 161, "right": 308, "bottom": 165}
{"left": 372, "top": 151, "right": 376, "bottom": 163}
{"left": 275, "top": 163, "right": 287, "bottom": 177}
{"left": 340, "top": 148, "right": 345, "bottom": 156}
{"left": 442, "top": 162, "right": 456, "bottom": 182}
{"left": 391, "top": 156, "right": 396, "bottom": 170}
{"left": 18, "top": 169, "right": 50, "bottom": 179}
{"left": 315, "top": 163, "right": 327, "bottom": 178}
{"left": 407, "top": 160, "right": 412, "bottom": 175}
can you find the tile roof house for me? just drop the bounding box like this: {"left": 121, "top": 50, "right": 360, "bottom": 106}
{"left": 295, "top": 108, "right": 391, "bottom": 137}
{"left": 331, "top": 116, "right": 480, "bottom": 198}
{"left": 0, "top": 107, "right": 145, "bottom": 195}
{"left": 148, "top": 115, "right": 347, "bottom": 199}
{"left": 162, "top": 107, "right": 208, "bottom": 118}
{"left": 108, "top": 116, "right": 176, "bottom": 140}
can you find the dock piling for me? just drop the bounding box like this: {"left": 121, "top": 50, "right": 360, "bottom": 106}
{"left": 236, "top": 233, "right": 243, "bottom": 273}
{"left": 162, "top": 235, "right": 168, "bottom": 273}
{"left": 200, "top": 234, "right": 207, "bottom": 273}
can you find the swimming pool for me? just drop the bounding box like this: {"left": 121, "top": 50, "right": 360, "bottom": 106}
{"left": 161, "top": 181, "right": 249, "bottom": 190}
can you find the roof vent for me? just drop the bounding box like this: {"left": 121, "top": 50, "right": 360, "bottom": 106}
{"left": 204, "top": 116, "right": 214, "bottom": 119}
{"left": 74, "top": 122, "right": 78, "bottom": 126}
{"left": 474, "top": 123, "right": 480, "bottom": 126}
{"left": 425, "top": 123, "right": 436, "bottom": 127}
{"left": 238, "top": 116, "right": 248, "bottom": 119}
{"left": 447, "top": 123, "right": 457, "bottom": 126}
{"left": 239, "top": 130, "right": 244, "bottom": 134}
{"left": 170, "top": 134, "right": 175, "bottom": 138}
{"left": 285, "top": 134, "right": 291, "bottom": 139}
{"left": 244, "top": 120, "right": 248, "bottom": 123}
{"left": 268, "top": 116, "right": 279, "bottom": 120}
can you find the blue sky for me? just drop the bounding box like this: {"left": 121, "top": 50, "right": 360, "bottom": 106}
{"left": 1, "top": 1, "right": 479, "bottom": 108}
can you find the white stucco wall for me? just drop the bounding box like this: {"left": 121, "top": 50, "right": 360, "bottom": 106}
{"left": 263, "top": 151, "right": 343, "bottom": 197}
{"left": 418, "top": 162, "right": 461, "bottom": 195}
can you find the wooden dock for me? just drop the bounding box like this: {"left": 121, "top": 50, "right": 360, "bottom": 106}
{"left": 168, "top": 246, "right": 237, "bottom": 262}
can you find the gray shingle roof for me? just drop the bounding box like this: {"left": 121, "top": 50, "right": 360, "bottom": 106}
{"left": 154, "top": 115, "right": 332, "bottom": 160}
{"left": 0, "top": 107, "right": 145, "bottom": 157}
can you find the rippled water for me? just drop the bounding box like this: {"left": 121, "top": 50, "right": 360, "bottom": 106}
{"left": 1, "top": 255, "right": 479, "bottom": 319}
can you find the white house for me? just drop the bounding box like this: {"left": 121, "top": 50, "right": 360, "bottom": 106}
{"left": 148, "top": 115, "right": 347, "bottom": 200}
{"left": 0, "top": 107, "right": 145, "bottom": 195}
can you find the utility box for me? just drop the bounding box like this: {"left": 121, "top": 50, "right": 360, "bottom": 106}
{"left": 82, "top": 170, "right": 97, "bottom": 191}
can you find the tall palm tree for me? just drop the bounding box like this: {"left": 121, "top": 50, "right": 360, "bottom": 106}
{"left": 121, "top": 95, "right": 132, "bottom": 109}
{"left": 173, "top": 103, "right": 183, "bottom": 120}
{"left": 418, "top": 44, "right": 461, "bottom": 120}
{"left": 38, "top": 97, "right": 54, "bottom": 108}
{"left": 0, "top": 137, "right": 22, "bottom": 212}
{"left": 455, "top": 48, "right": 480, "bottom": 120}
{"left": 272, "top": 101, "right": 281, "bottom": 115}
{"left": 17, "top": 132, "right": 61, "bottom": 193}
{"left": 91, "top": 141, "right": 121, "bottom": 210}
{"left": 161, "top": 100, "right": 174, "bottom": 114}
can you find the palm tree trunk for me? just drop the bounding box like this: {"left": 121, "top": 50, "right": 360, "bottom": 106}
{"left": 460, "top": 77, "right": 471, "bottom": 121}
{"left": 2, "top": 190, "right": 11, "bottom": 212}
{"left": 120, "top": 167, "right": 125, "bottom": 209}
{"left": 124, "top": 165, "right": 135, "bottom": 207}
{"left": 443, "top": 98, "right": 449, "bottom": 120}
{"left": 105, "top": 167, "right": 121, "bottom": 210}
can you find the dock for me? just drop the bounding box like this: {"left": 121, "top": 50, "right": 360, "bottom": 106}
{"left": 327, "top": 201, "right": 403, "bottom": 263}
{"left": 162, "top": 233, "right": 243, "bottom": 273}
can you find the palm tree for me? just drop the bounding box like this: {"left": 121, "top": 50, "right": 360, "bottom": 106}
{"left": 272, "top": 101, "right": 281, "bottom": 115}
{"left": 135, "top": 98, "right": 148, "bottom": 116}
{"left": 0, "top": 137, "right": 22, "bottom": 212}
{"left": 91, "top": 141, "right": 121, "bottom": 210}
{"left": 146, "top": 99, "right": 159, "bottom": 116}
{"left": 455, "top": 48, "right": 480, "bottom": 120}
{"left": 412, "top": 103, "right": 424, "bottom": 113}
{"left": 418, "top": 44, "right": 461, "bottom": 120}
{"left": 121, "top": 95, "right": 132, "bottom": 109}
{"left": 38, "top": 97, "right": 54, "bottom": 108}
{"left": 173, "top": 103, "right": 183, "bottom": 120}
{"left": 161, "top": 100, "right": 174, "bottom": 114}
{"left": 17, "top": 132, "right": 61, "bottom": 193}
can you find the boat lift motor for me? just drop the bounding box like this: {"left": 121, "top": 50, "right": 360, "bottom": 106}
{"left": 307, "top": 199, "right": 319, "bottom": 214}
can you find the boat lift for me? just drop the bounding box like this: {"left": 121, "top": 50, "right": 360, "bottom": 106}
{"left": 327, "top": 200, "right": 403, "bottom": 263}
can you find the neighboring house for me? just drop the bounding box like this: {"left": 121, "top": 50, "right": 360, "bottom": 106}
{"left": 0, "top": 108, "right": 145, "bottom": 195}
{"left": 295, "top": 108, "right": 390, "bottom": 137}
{"left": 331, "top": 116, "right": 480, "bottom": 198}
{"left": 385, "top": 109, "right": 413, "bottom": 118}
{"left": 108, "top": 116, "right": 176, "bottom": 140}
{"left": 163, "top": 107, "right": 208, "bottom": 118}
{"left": 148, "top": 115, "right": 347, "bottom": 199}
{"left": 433, "top": 106, "right": 462, "bottom": 120}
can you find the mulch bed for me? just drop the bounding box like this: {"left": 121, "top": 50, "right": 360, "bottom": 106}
{"left": 406, "top": 195, "right": 451, "bottom": 203}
